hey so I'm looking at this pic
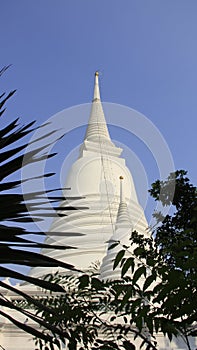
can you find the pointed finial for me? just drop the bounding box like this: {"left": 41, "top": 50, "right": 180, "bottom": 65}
{"left": 115, "top": 175, "right": 132, "bottom": 229}
{"left": 93, "top": 71, "right": 101, "bottom": 101}
{"left": 119, "top": 176, "right": 124, "bottom": 202}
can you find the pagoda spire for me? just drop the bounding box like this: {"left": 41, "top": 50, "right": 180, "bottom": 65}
{"left": 99, "top": 177, "right": 133, "bottom": 281}
{"left": 84, "top": 71, "right": 111, "bottom": 142}
{"left": 116, "top": 176, "right": 131, "bottom": 228}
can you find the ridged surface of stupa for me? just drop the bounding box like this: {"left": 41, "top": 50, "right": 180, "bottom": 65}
{"left": 30, "top": 72, "right": 149, "bottom": 277}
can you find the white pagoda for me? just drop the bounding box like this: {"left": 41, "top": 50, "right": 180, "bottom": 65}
{"left": 0, "top": 72, "right": 194, "bottom": 350}
{"left": 30, "top": 71, "right": 148, "bottom": 279}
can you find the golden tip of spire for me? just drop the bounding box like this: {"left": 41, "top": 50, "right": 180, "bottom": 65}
{"left": 95, "top": 71, "right": 99, "bottom": 76}
{"left": 119, "top": 176, "right": 124, "bottom": 180}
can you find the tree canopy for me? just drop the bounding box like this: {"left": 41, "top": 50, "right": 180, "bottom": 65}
{"left": 31, "top": 171, "right": 197, "bottom": 350}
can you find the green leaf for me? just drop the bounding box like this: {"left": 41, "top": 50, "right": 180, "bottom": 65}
{"left": 153, "top": 283, "right": 173, "bottom": 303}
{"left": 121, "top": 257, "right": 134, "bottom": 277}
{"left": 92, "top": 277, "right": 105, "bottom": 290}
{"left": 0, "top": 266, "right": 66, "bottom": 292}
{"left": 78, "top": 274, "right": 89, "bottom": 289}
{"left": 123, "top": 316, "right": 128, "bottom": 323}
{"left": 113, "top": 249, "right": 125, "bottom": 270}
{"left": 132, "top": 266, "right": 146, "bottom": 285}
{"left": 110, "top": 316, "right": 116, "bottom": 322}
{"left": 130, "top": 298, "right": 142, "bottom": 312}
{"left": 121, "top": 285, "right": 133, "bottom": 307}
{"left": 146, "top": 315, "right": 154, "bottom": 335}
{"left": 122, "top": 340, "right": 136, "bottom": 350}
{"left": 133, "top": 247, "right": 145, "bottom": 256}
{"left": 136, "top": 315, "right": 143, "bottom": 331}
{"left": 0, "top": 247, "right": 75, "bottom": 270}
{"left": 0, "top": 309, "right": 52, "bottom": 342}
{"left": 143, "top": 273, "right": 156, "bottom": 291}
{"left": 108, "top": 241, "right": 119, "bottom": 250}
{"left": 154, "top": 317, "right": 161, "bottom": 333}
{"left": 0, "top": 90, "right": 16, "bottom": 110}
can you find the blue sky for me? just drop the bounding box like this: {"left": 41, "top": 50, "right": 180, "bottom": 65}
{"left": 1, "top": 1, "right": 197, "bottom": 217}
